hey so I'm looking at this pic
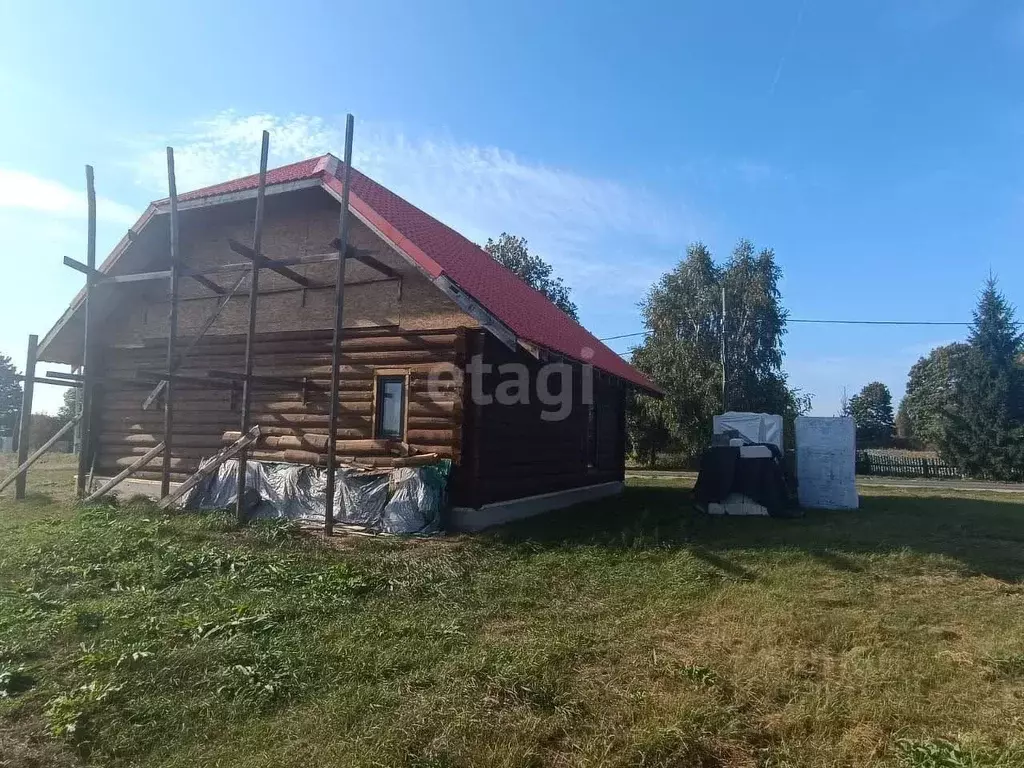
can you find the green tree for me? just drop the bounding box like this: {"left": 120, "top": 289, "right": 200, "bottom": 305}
{"left": 939, "top": 278, "right": 1024, "bottom": 479}
{"left": 899, "top": 342, "right": 969, "bottom": 448}
{"left": 484, "top": 233, "right": 579, "bottom": 320}
{"left": 628, "top": 240, "right": 807, "bottom": 460}
{"left": 0, "top": 354, "right": 21, "bottom": 438}
{"left": 624, "top": 388, "right": 672, "bottom": 468}
{"left": 848, "top": 381, "right": 895, "bottom": 446}
{"left": 56, "top": 387, "right": 78, "bottom": 424}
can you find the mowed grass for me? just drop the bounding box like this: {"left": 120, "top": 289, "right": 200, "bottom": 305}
{"left": 1, "top": 457, "right": 1024, "bottom": 767}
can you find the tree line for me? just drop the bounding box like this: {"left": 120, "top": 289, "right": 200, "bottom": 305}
{"left": 897, "top": 278, "right": 1022, "bottom": 479}
{"left": 0, "top": 359, "right": 77, "bottom": 451}
{"left": 833, "top": 278, "right": 1023, "bottom": 481}
{"left": 488, "top": 233, "right": 1023, "bottom": 481}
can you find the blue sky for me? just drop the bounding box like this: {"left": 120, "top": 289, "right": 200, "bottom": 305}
{"left": 1, "top": 0, "right": 1021, "bottom": 415}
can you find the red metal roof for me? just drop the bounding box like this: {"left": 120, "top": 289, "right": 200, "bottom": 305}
{"left": 174, "top": 157, "right": 325, "bottom": 203}
{"left": 171, "top": 154, "right": 661, "bottom": 394}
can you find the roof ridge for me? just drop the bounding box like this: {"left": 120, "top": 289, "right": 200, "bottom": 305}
{"left": 153, "top": 154, "right": 328, "bottom": 205}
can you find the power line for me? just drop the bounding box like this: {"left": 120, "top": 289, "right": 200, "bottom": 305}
{"left": 600, "top": 332, "right": 649, "bottom": 341}
{"left": 599, "top": 318, "right": 972, "bottom": 342}
{"left": 789, "top": 319, "right": 970, "bottom": 326}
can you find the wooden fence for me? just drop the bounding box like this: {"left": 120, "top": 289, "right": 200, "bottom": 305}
{"left": 855, "top": 452, "right": 961, "bottom": 479}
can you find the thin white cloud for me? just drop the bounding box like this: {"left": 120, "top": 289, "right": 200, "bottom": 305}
{"left": 768, "top": 0, "right": 807, "bottom": 96}
{"left": 0, "top": 168, "right": 138, "bottom": 226}
{"left": 131, "top": 113, "right": 338, "bottom": 192}
{"left": 128, "top": 111, "right": 698, "bottom": 300}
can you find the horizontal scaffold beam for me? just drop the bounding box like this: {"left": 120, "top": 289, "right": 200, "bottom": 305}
{"left": 64, "top": 255, "right": 171, "bottom": 284}
{"left": 227, "top": 238, "right": 318, "bottom": 288}
{"left": 206, "top": 369, "right": 325, "bottom": 389}
{"left": 331, "top": 238, "right": 399, "bottom": 278}
{"left": 16, "top": 375, "right": 82, "bottom": 388}
{"left": 64, "top": 256, "right": 228, "bottom": 295}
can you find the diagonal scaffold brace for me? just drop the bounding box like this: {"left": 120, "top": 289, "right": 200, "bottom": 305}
{"left": 159, "top": 426, "right": 261, "bottom": 510}
{"left": 0, "top": 415, "right": 82, "bottom": 496}
{"left": 83, "top": 441, "right": 166, "bottom": 503}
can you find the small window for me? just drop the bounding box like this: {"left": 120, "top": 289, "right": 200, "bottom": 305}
{"left": 375, "top": 375, "right": 406, "bottom": 440}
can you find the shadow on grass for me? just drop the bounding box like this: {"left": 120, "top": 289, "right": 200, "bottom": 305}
{"left": 487, "top": 483, "right": 1024, "bottom": 581}
{"left": 688, "top": 545, "right": 758, "bottom": 581}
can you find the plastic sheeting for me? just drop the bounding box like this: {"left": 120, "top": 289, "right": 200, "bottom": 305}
{"left": 381, "top": 466, "right": 449, "bottom": 534}
{"left": 713, "top": 412, "right": 784, "bottom": 450}
{"left": 182, "top": 459, "right": 449, "bottom": 534}
{"left": 795, "top": 416, "right": 858, "bottom": 510}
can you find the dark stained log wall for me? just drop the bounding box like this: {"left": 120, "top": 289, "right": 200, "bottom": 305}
{"left": 460, "top": 330, "right": 627, "bottom": 507}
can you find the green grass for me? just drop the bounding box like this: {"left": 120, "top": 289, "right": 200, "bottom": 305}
{"left": 1, "top": 457, "right": 1024, "bottom": 767}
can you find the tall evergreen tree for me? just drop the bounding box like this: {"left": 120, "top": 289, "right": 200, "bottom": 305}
{"left": 939, "top": 278, "right": 1024, "bottom": 479}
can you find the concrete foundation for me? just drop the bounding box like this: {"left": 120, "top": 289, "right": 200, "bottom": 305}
{"left": 89, "top": 475, "right": 624, "bottom": 534}
{"left": 87, "top": 476, "right": 180, "bottom": 502}
{"left": 448, "top": 480, "right": 624, "bottom": 532}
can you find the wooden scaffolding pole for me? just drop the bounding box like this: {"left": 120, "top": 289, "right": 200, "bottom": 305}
{"left": 161, "top": 148, "right": 180, "bottom": 498}
{"left": 161, "top": 426, "right": 261, "bottom": 511}
{"left": 14, "top": 335, "right": 38, "bottom": 499}
{"left": 324, "top": 114, "right": 356, "bottom": 535}
{"left": 76, "top": 166, "right": 97, "bottom": 498}
{"left": 235, "top": 131, "right": 270, "bottom": 525}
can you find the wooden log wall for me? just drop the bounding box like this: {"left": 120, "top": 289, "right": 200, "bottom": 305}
{"left": 93, "top": 327, "right": 466, "bottom": 481}
{"left": 460, "top": 330, "right": 626, "bottom": 507}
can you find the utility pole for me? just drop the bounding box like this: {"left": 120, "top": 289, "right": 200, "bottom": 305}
{"left": 720, "top": 285, "right": 727, "bottom": 412}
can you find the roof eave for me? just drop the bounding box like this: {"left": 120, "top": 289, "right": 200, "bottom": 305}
{"left": 36, "top": 202, "right": 161, "bottom": 362}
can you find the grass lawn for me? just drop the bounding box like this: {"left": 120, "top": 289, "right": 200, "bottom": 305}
{"left": 1, "top": 457, "right": 1023, "bottom": 767}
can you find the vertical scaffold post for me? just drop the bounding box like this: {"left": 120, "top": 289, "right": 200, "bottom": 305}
{"left": 14, "top": 334, "right": 38, "bottom": 500}
{"left": 323, "top": 114, "right": 356, "bottom": 536}
{"left": 161, "top": 148, "right": 181, "bottom": 498}
{"left": 76, "top": 166, "right": 97, "bottom": 498}
{"left": 235, "top": 131, "right": 270, "bottom": 526}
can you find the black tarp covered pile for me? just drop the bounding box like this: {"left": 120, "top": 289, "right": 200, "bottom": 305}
{"left": 693, "top": 444, "right": 795, "bottom": 517}
{"left": 182, "top": 459, "right": 450, "bottom": 534}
